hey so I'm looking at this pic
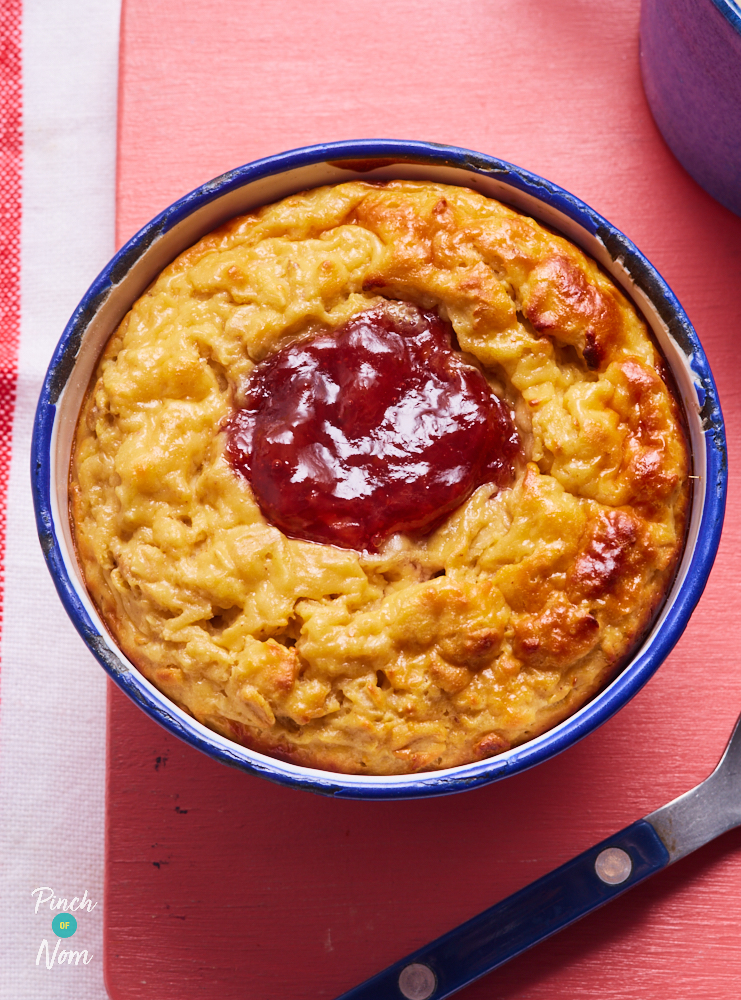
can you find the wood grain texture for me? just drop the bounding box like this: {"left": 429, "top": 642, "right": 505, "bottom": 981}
{"left": 108, "top": 0, "right": 741, "bottom": 996}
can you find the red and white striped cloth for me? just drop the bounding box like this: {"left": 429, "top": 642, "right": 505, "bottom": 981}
{"left": 0, "top": 2, "right": 120, "bottom": 996}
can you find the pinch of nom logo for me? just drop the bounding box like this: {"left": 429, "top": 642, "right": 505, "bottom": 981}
{"left": 32, "top": 887, "right": 97, "bottom": 969}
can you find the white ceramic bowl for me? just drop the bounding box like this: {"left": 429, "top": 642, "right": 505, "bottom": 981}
{"left": 32, "top": 140, "right": 727, "bottom": 799}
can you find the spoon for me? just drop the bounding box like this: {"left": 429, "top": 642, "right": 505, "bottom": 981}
{"left": 336, "top": 713, "right": 741, "bottom": 1000}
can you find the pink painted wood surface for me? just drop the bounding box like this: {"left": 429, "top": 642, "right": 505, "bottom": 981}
{"left": 107, "top": 1, "right": 741, "bottom": 996}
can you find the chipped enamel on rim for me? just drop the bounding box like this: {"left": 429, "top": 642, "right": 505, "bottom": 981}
{"left": 32, "top": 141, "right": 726, "bottom": 799}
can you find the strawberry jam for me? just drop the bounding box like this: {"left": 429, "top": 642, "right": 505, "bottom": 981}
{"left": 226, "top": 302, "right": 519, "bottom": 551}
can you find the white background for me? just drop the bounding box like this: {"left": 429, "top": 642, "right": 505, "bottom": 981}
{"left": 0, "top": 1, "right": 121, "bottom": 996}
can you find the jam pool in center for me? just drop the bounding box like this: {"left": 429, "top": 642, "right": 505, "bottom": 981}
{"left": 226, "top": 302, "right": 520, "bottom": 551}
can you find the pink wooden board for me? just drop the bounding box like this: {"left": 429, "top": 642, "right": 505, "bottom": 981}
{"left": 106, "top": 1, "right": 741, "bottom": 996}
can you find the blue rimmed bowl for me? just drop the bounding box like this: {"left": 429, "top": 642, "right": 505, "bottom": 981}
{"left": 32, "top": 140, "right": 727, "bottom": 799}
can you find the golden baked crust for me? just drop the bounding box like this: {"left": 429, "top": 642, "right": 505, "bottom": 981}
{"left": 71, "top": 181, "right": 689, "bottom": 774}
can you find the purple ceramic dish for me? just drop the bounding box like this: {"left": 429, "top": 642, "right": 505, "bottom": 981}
{"left": 641, "top": 0, "right": 741, "bottom": 216}
{"left": 31, "top": 140, "right": 727, "bottom": 799}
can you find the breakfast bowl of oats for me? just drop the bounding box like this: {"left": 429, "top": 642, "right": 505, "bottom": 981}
{"left": 32, "top": 141, "right": 726, "bottom": 798}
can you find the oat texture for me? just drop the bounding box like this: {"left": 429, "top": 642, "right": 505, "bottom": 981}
{"left": 71, "top": 182, "right": 689, "bottom": 774}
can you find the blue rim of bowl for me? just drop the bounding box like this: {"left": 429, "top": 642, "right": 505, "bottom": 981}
{"left": 710, "top": 0, "right": 741, "bottom": 30}
{"left": 31, "top": 139, "right": 727, "bottom": 799}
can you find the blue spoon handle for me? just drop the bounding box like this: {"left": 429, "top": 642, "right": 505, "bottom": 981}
{"left": 336, "top": 818, "right": 669, "bottom": 1000}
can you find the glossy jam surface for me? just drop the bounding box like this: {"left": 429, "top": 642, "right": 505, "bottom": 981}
{"left": 226, "top": 303, "right": 519, "bottom": 551}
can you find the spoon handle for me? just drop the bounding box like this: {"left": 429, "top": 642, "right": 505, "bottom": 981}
{"left": 336, "top": 819, "right": 669, "bottom": 1000}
